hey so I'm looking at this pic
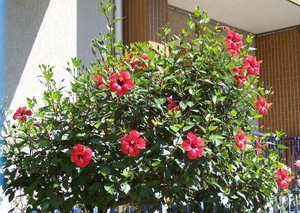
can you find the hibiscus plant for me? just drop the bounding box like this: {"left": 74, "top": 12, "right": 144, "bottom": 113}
{"left": 2, "top": 1, "right": 290, "bottom": 212}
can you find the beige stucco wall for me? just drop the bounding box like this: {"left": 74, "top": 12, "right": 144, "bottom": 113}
{"left": 1, "top": 0, "right": 107, "bottom": 211}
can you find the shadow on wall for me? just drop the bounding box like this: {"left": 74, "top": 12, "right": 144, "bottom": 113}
{"left": 77, "top": 0, "right": 107, "bottom": 65}
{"left": 4, "top": 0, "right": 50, "bottom": 106}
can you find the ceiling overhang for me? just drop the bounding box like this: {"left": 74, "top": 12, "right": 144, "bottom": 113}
{"left": 168, "top": 0, "right": 300, "bottom": 34}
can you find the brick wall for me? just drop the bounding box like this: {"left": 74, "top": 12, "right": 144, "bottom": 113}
{"left": 256, "top": 28, "right": 300, "bottom": 137}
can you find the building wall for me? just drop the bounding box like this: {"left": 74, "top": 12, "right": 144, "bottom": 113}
{"left": 5, "top": 0, "right": 75, "bottom": 110}
{"left": 168, "top": 6, "right": 251, "bottom": 42}
{"left": 77, "top": 0, "right": 108, "bottom": 64}
{"left": 4, "top": 0, "right": 106, "bottom": 111}
{"left": 168, "top": 7, "right": 190, "bottom": 38}
{"left": 256, "top": 29, "right": 300, "bottom": 137}
{"left": 123, "top": 0, "right": 168, "bottom": 45}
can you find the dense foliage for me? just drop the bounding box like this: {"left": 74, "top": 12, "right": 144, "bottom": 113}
{"left": 3, "top": 2, "right": 290, "bottom": 212}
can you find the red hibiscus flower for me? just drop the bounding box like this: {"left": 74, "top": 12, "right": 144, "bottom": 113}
{"left": 255, "top": 137, "right": 261, "bottom": 155}
{"left": 109, "top": 70, "right": 134, "bottom": 96}
{"left": 225, "top": 30, "right": 243, "bottom": 57}
{"left": 233, "top": 67, "right": 247, "bottom": 86}
{"left": 121, "top": 130, "right": 146, "bottom": 157}
{"left": 182, "top": 132, "right": 205, "bottom": 160}
{"left": 141, "top": 54, "right": 148, "bottom": 61}
{"left": 255, "top": 97, "right": 269, "bottom": 115}
{"left": 243, "top": 55, "right": 260, "bottom": 75}
{"left": 276, "top": 169, "right": 291, "bottom": 189}
{"left": 13, "top": 106, "right": 33, "bottom": 122}
{"left": 234, "top": 129, "right": 247, "bottom": 150}
{"left": 130, "top": 54, "right": 148, "bottom": 72}
{"left": 71, "top": 144, "right": 92, "bottom": 168}
{"left": 93, "top": 74, "right": 105, "bottom": 89}
{"left": 167, "top": 97, "right": 178, "bottom": 111}
{"left": 123, "top": 53, "right": 133, "bottom": 63}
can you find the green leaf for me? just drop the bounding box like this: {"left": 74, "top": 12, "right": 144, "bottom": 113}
{"left": 187, "top": 101, "right": 194, "bottom": 107}
{"left": 163, "top": 26, "right": 171, "bottom": 35}
{"left": 218, "top": 192, "right": 229, "bottom": 206}
{"left": 181, "top": 42, "right": 191, "bottom": 49}
{"left": 50, "top": 196, "right": 63, "bottom": 209}
{"left": 51, "top": 91, "right": 62, "bottom": 101}
{"left": 209, "top": 135, "right": 224, "bottom": 146}
{"left": 121, "top": 167, "right": 133, "bottom": 178}
{"left": 44, "top": 71, "right": 53, "bottom": 81}
{"left": 197, "top": 125, "right": 207, "bottom": 134}
{"left": 72, "top": 58, "right": 82, "bottom": 67}
{"left": 91, "top": 137, "right": 101, "bottom": 144}
{"left": 111, "top": 162, "right": 126, "bottom": 169}
{"left": 205, "top": 114, "right": 212, "bottom": 122}
{"left": 237, "top": 191, "right": 248, "bottom": 203}
{"left": 208, "top": 125, "right": 218, "bottom": 131}
{"left": 194, "top": 7, "right": 202, "bottom": 17}
{"left": 212, "top": 96, "right": 217, "bottom": 105}
{"left": 149, "top": 180, "right": 160, "bottom": 186}
{"left": 88, "top": 182, "right": 103, "bottom": 192}
{"left": 230, "top": 110, "right": 237, "bottom": 116}
{"left": 170, "top": 125, "right": 180, "bottom": 133}
{"left": 27, "top": 98, "right": 36, "bottom": 109}
{"left": 120, "top": 182, "right": 131, "bottom": 194}
{"left": 254, "top": 114, "right": 263, "bottom": 119}
{"left": 277, "top": 144, "right": 288, "bottom": 149}
{"left": 148, "top": 51, "right": 156, "bottom": 60}
{"left": 151, "top": 161, "right": 163, "bottom": 167}
{"left": 60, "top": 164, "right": 75, "bottom": 172}
{"left": 162, "top": 149, "right": 171, "bottom": 155}
{"left": 183, "top": 125, "right": 194, "bottom": 132}
{"left": 104, "top": 183, "right": 115, "bottom": 195}
{"left": 99, "top": 164, "right": 111, "bottom": 176}
{"left": 188, "top": 88, "right": 194, "bottom": 95}
{"left": 246, "top": 34, "right": 254, "bottom": 44}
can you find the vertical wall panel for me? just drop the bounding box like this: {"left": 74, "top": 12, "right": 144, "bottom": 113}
{"left": 123, "top": 0, "right": 168, "bottom": 45}
{"left": 256, "top": 29, "right": 300, "bottom": 137}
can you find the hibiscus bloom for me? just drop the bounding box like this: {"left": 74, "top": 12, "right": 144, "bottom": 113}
{"left": 130, "top": 54, "right": 148, "bottom": 71}
{"left": 109, "top": 70, "right": 134, "bottom": 96}
{"left": 255, "top": 137, "right": 261, "bottom": 155}
{"left": 243, "top": 55, "right": 260, "bottom": 75}
{"left": 182, "top": 132, "right": 205, "bottom": 160}
{"left": 233, "top": 67, "right": 247, "bottom": 86}
{"left": 234, "top": 129, "right": 247, "bottom": 150}
{"left": 13, "top": 106, "right": 33, "bottom": 122}
{"left": 167, "top": 97, "right": 178, "bottom": 111}
{"left": 225, "top": 30, "right": 243, "bottom": 57}
{"left": 121, "top": 130, "right": 146, "bottom": 157}
{"left": 141, "top": 54, "right": 148, "bottom": 61}
{"left": 71, "top": 144, "right": 92, "bottom": 168}
{"left": 93, "top": 74, "right": 105, "bottom": 89}
{"left": 276, "top": 169, "right": 291, "bottom": 189}
{"left": 123, "top": 53, "right": 133, "bottom": 63}
{"left": 295, "top": 160, "right": 300, "bottom": 168}
{"left": 255, "top": 97, "right": 269, "bottom": 115}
